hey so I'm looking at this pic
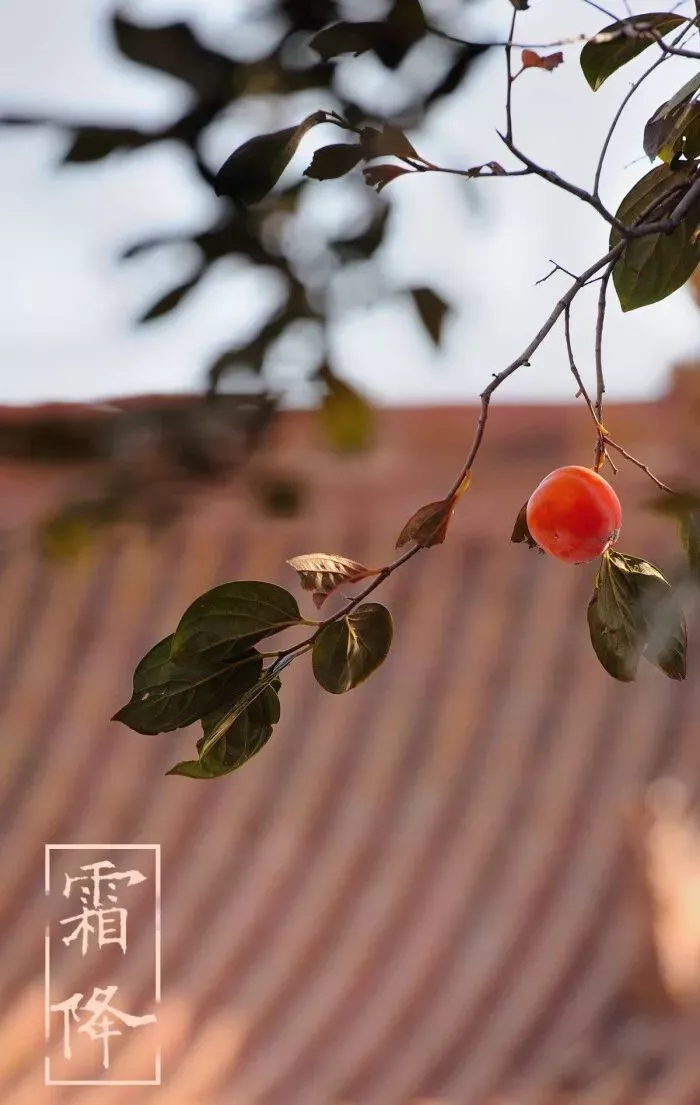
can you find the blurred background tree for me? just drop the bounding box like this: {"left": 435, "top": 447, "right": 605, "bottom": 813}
{"left": 0, "top": 0, "right": 490, "bottom": 543}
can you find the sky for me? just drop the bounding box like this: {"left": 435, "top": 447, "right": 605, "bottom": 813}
{"left": 0, "top": 0, "right": 699, "bottom": 407}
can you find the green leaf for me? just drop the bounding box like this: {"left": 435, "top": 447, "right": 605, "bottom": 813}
{"left": 643, "top": 73, "right": 700, "bottom": 161}
{"left": 196, "top": 666, "right": 285, "bottom": 760}
{"left": 39, "top": 499, "right": 113, "bottom": 560}
{"left": 679, "top": 511, "right": 700, "bottom": 583}
{"left": 587, "top": 550, "right": 686, "bottom": 682}
{"left": 361, "top": 123, "right": 418, "bottom": 161}
{"left": 580, "top": 14, "right": 685, "bottom": 91}
{"left": 62, "top": 126, "right": 147, "bottom": 164}
{"left": 112, "top": 15, "right": 234, "bottom": 99}
{"left": 167, "top": 684, "right": 281, "bottom": 779}
{"left": 113, "top": 638, "right": 263, "bottom": 735}
{"left": 138, "top": 271, "right": 204, "bottom": 323}
{"left": 304, "top": 142, "right": 363, "bottom": 181}
{"left": 425, "top": 43, "right": 490, "bottom": 107}
{"left": 214, "top": 112, "right": 326, "bottom": 206}
{"left": 309, "top": 1, "right": 425, "bottom": 69}
{"left": 312, "top": 603, "right": 393, "bottom": 693}
{"left": 410, "top": 287, "right": 450, "bottom": 345}
{"left": 309, "top": 22, "right": 382, "bottom": 61}
{"left": 610, "top": 163, "right": 700, "bottom": 312}
{"left": 646, "top": 600, "right": 687, "bottom": 680}
{"left": 318, "top": 365, "right": 373, "bottom": 453}
{"left": 171, "top": 581, "right": 302, "bottom": 662}
{"left": 644, "top": 489, "right": 700, "bottom": 517}
{"left": 683, "top": 111, "right": 700, "bottom": 160}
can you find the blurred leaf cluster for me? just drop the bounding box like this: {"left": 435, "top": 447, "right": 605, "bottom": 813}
{"left": 1, "top": 0, "right": 488, "bottom": 543}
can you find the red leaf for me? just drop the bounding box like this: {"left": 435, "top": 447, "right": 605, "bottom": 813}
{"left": 362, "top": 164, "right": 411, "bottom": 193}
{"left": 521, "top": 49, "right": 564, "bottom": 71}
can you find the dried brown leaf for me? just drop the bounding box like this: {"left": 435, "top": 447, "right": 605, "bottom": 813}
{"left": 287, "top": 553, "right": 375, "bottom": 605}
{"left": 521, "top": 49, "right": 564, "bottom": 71}
{"left": 395, "top": 497, "right": 455, "bottom": 549}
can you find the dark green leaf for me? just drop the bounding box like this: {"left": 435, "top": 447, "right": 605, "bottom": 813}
{"left": 318, "top": 365, "right": 374, "bottom": 453}
{"left": 62, "top": 126, "right": 148, "bottom": 164}
{"left": 112, "top": 16, "right": 233, "bottom": 99}
{"left": 644, "top": 489, "right": 700, "bottom": 517}
{"left": 610, "top": 163, "right": 700, "bottom": 312}
{"left": 256, "top": 476, "right": 304, "bottom": 518}
{"left": 425, "top": 43, "right": 490, "bottom": 106}
{"left": 214, "top": 112, "right": 325, "bottom": 206}
{"left": 309, "top": 1, "right": 425, "bottom": 69}
{"left": 378, "top": 0, "right": 427, "bottom": 68}
{"left": 164, "top": 758, "right": 218, "bottom": 779}
{"left": 312, "top": 603, "right": 393, "bottom": 693}
{"left": 309, "top": 22, "right": 382, "bottom": 61}
{"left": 112, "top": 639, "right": 263, "bottom": 735}
{"left": 643, "top": 73, "right": 700, "bottom": 161}
{"left": 304, "top": 142, "right": 363, "bottom": 181}
{"left": 684, "top": 111, "right": 700, "bottom": 160}
{"left": 510, "top": 500, "right": 540, "bottom": 551}
{"left": 171, "top": 581, "right": 302, "bottom": 662}
{"left": 580, "top": 14, "right": 685, "bottom": 92}
{"left": 361, "top": 123, "right": 418, "bottom": 161}
{"left": 646, "top": 597, "right": 687, "bottom": 679}
{"left": 167, "top": 684, "right": 281, "bottom": 779}
{"left": 138, "top": 270, "right": 204, "bottom": 323}
{"left": 679, "top": 511, "right": 700, "bottom": 583}
{"left": 587, "top": 590, "right": 640, "bottom": 681}
{"left": 410, "top": 287, "right": 450, "bottom": 345}
{"left": 587, "top": 550, "right": 686, "bottom": 681}
{"left": 388, "top": 0, "right": 426, "bottom": 41}
{"left": 196, "top": 666, "right": 283, "bottom": 760}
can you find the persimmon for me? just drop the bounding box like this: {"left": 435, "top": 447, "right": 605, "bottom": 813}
{"left": 526, "top": 465, "right": 622, "bottom": 564}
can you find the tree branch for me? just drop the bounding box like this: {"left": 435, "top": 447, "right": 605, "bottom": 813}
{"left": 594, "top": 264, "right": 613, "bottom": 470}
{"left": 445, "top": 242, "right": 625, "bottom": 500}
{"left": 505, "top": 7, "right": 518, "bottom": 144}
{"left": 498, "top": 133, "right": 627, "bottom": 234}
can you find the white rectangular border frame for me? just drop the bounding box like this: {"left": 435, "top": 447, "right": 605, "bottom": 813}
{"left": 44, "top": 844, "right": 161, "bottom": 1087}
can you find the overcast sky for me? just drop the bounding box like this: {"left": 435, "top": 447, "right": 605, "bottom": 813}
{"left": 1, "top": 0, "right": 699, "bottom": 407}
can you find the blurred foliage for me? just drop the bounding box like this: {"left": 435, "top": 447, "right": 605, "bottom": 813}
{"left": 0, "top": 0, "right": 489, "bottom": 544}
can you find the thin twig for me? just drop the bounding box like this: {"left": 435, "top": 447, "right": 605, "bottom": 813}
{"left": 505, "top": 7, "right": 518, "bottom": 144}
{"left": 594, "top": 265, "right": 614, "bottom": 470}
{"left": 603, "top": 438, "right": 675, "bottom": 493}
{"left": 564, "top": 303, "right": 600, "bottom": 426}
{"left": 409, "top": 162, "right": 531, "bottom": 180}
{"left": 594, "top": 59, "right": 667, "bottom": 196}
{"left": 427, "top": 16, "right": 698, "bottom": 55}
{"left": 499, "top": 133, "right": 628, "bottom": 234}
{"left": 631, "top": 173, "right": 700, "bottom": 237}
{"left": 445, "top": 242, "right": 625, "bottom": 500}
{"left": 593, "top": 16, "right": 698, "bottom": 196}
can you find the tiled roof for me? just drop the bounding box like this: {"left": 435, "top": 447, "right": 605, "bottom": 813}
{"left": 1, "top": 372, "right": 700, "bottom": 1104}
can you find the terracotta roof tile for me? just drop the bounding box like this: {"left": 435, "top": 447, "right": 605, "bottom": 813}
{"left": 2, "top": 379, "right": 700, "bottom": 1102}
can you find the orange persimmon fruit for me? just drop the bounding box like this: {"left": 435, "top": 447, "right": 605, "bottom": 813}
{"left": 526, "top": 465, "right": 622, "bottom": 564}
